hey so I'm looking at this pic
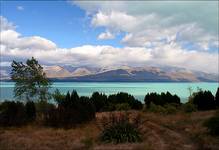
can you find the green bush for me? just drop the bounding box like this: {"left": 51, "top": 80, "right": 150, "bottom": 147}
{"left": 144, "top": 92, "right": 181, "bottom": 108}
{"left": 182, "top": 102, "right": 197, "bottom": 113}
{"left": 190, "top": 90, "right": 215, "bottom": 110}
{"left": 25, "top": 101, "right": 36, "bottom": 122}
{"left": 90, "top": 92, "right": 108, "bottom": 112}
{"left": 215, "top": 88, "right": 219, "bottom": 107}
{"left": 147, "top": 103, "right": 166, "bottom": 114}
{"left": 146, "top": 103, "right": 179, "bottom": 114}
{"left": 108, "top": 92, "right": 143, "bottom": 110}
{"left": 35, "top": 100, "right": 55, "bottom": 120}
{"left": 164, "top": 104, "right": 178, "bottom": 114}
{"left": 0, "top": 101, "right": 26, "bottom": 126}
{"left": 115, "top": 103, "right": 131, "bottom": 111}
{"left": 99, "top": 113, "right": 142, "bottom": 144}
{"left": 45, "top": 91, "right": 95, "bottom": 128}
{"left": 204, "top": 111, "right": 219, "bottom": 136}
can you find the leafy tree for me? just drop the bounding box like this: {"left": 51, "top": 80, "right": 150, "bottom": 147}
{"left": 216, "top": 88, "right": 219, "bottom": 107}
{"left": 11, "top": 57, "right": 51, "bottom": 101}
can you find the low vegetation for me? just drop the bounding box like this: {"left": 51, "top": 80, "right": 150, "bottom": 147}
{"left": 98, "top": 113, "right": 143, "bottom": 144}
{"left": 204, "top": 111, "right": 219, "bottom": 136}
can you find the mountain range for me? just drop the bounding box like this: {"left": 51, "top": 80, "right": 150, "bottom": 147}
{"left": 1, "top": 65, "right": 218, "bottom": 82}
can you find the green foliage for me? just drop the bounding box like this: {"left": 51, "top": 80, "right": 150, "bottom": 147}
{"left": 182, "top": 102, "right": 197, "bottom": 113}
{"left": 107, "top": 92, "right": 143, "bottom": 111}
{"left": 204, "top": 111, "right": 219, "bottom": 136}
{"left": 25, "top": 101, "right": 36, "bottom": 122}
{"left": 0, "top": 101, "right": 33, "bottom": 126}
{"left": 164, "top": 104, "right": 178, "bottom": 114}
{"left": 99, "top": 113, "right": 142, "bottom": 144}
{"left": 90, "top": 92, "right": 108, "bottom": 112}
{"left": 144, "top": 92, "right": 181, "bottom": 108}
{"left": 11, "top": 57, "right": 51, "bottom": 101}
{"left": 52, "top": 89, "right": 65, "bottom": 104}
{"left": 115, "top": 103, "right": 131, "bottom": 111}
{"left": 147, "top": 103, "right": 166, "bottom": 114}
{"left": 190, "top": 90, "right": 215, "bottom": 110}
{"left": 45, "top": 90, "right": 95, "bottom": 127}
{"left": 35, "top": 100, "right": 55, "bottom": 121}
{"left": 146, "top": 103, "right": 179, "bottom": 114}
{"left": 216, "top": 88, "right": 219, "bottom": 107}
{"left": 90, "top": 92, "right": 142, "bottom": 112}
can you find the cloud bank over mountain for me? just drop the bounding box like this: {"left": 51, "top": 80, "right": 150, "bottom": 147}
{"left": 0, "top": 1, "right": 218, "bottom": 74}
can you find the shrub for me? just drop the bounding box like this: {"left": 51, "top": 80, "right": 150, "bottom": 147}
{"left": 216, "top": 88, "right": 219, "bottom": 107}
{"left": 144, "top": 92, "right": 181, "bottom": 108}
{"left": 0, "top": 101, "right": 26, "bottom": 126}
{"left": 99, "top": 113, "right": 142, "bottom": 144}
{"left": 108, "top": 92, "right": 143, "bottom": 110}
{"left": 25, "top": 101, "right": 36, "bottom": 122}
{"left": 204, "top": 111, "right": 219, "bottom": 136}
{"left": 45, "top": 91, "right": 95, "bottom": 127}
{"left": 182, "top": 102, "right": 197, "bottom": 113}
{"left": 164, "top": 104, "right": 178, "bottom": 114}
{"left": 35, "top": 100, "right": 55, "bottom": 120}
{"left": 145, "top": 103, "right": 179, "bottom": 114}
{"left": 191, "top": 90, "right": 215, "bottom": 110}
{"left": 115, "top": 103, "right": 131, "bottom": 111}
{"left": 147, "top": 103, "right": 166, "bottom": 114}
{"left": 90, "top": 92, "right": 108, "bottom": 112}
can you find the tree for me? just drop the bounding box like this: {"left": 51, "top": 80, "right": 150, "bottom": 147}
{"left": 11, "top": 57, "right": 51, "bottom": 101}
{"left": 216, "top": 88, "right": 219, "bottom": 107}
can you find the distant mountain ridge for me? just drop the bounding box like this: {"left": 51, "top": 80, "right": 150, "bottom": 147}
{"left": 0, "top": 65, "right": 218, "bottom": 82}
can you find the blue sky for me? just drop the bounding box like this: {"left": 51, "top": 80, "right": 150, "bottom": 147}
{"left": 0, "top": 1, "right": 218, "bottom": 73}
{"left": 0, "top": 1, "right": 122, "bottom": 48}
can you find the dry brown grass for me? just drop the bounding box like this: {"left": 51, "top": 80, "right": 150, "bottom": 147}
{"left": 0, "top": 110, "right": 219, "bottom": 150}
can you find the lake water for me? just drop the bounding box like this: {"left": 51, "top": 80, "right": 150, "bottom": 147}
{"left": 0, "top": 82, "right": 218, "bottom": 103}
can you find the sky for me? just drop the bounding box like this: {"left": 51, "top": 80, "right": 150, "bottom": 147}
{"left": 0, "top": 0, "right": 218, "bottom": 73}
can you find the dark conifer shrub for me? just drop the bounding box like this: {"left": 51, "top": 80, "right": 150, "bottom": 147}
{"left": 144, "top": 92, "right": 181, "bottom": 108}
{"left": 0, "top": 101, "right": 26, "bottom": 126}
{"left": 192, "top": 90, "right": 215, "bottom": 110}
{"left": 215, "top": 88, "right": 219, "bottom": 108}
{"left": 45, "top": 90, "right": 95, "bottom": 127}
{"left": 25, "top": 101, "right": 36, "bottom": 122}
{"left": 90, "top": 92, "right": 108, "bottom": 112}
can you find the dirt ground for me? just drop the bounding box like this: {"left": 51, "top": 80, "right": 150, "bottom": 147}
{"left": 0, "top": 110, "right": 219, "bottom": 150}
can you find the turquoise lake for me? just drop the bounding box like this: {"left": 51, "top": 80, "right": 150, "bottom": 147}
{"left": 0, "top": 82, "right": 218, "bottom": 102}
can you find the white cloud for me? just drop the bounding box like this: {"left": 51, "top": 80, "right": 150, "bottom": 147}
{"left": 0, "top": 16, "right": 16, "bottom": 31}
{"left": 0, "top": 15, "right": 218, "bottom": 74}
{"left": 98, "top": 31, "right": 114, "bottom": 40}
{"left": 1, "top": 29, "right": 57, "bottom": 50}
{"left": 17, "top": 6, "right": 24, "bottom": 11}
{"left": 74, "top": 1, "right": 218, "bottom": 51}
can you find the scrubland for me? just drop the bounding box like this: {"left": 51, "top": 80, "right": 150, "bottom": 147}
{"left": 1, "top": 110, "right": 218, "bottom": 150}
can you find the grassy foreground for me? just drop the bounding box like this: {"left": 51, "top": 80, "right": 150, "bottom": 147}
{"left": 0, "top": 110, "right": 219, "bottom": 150}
